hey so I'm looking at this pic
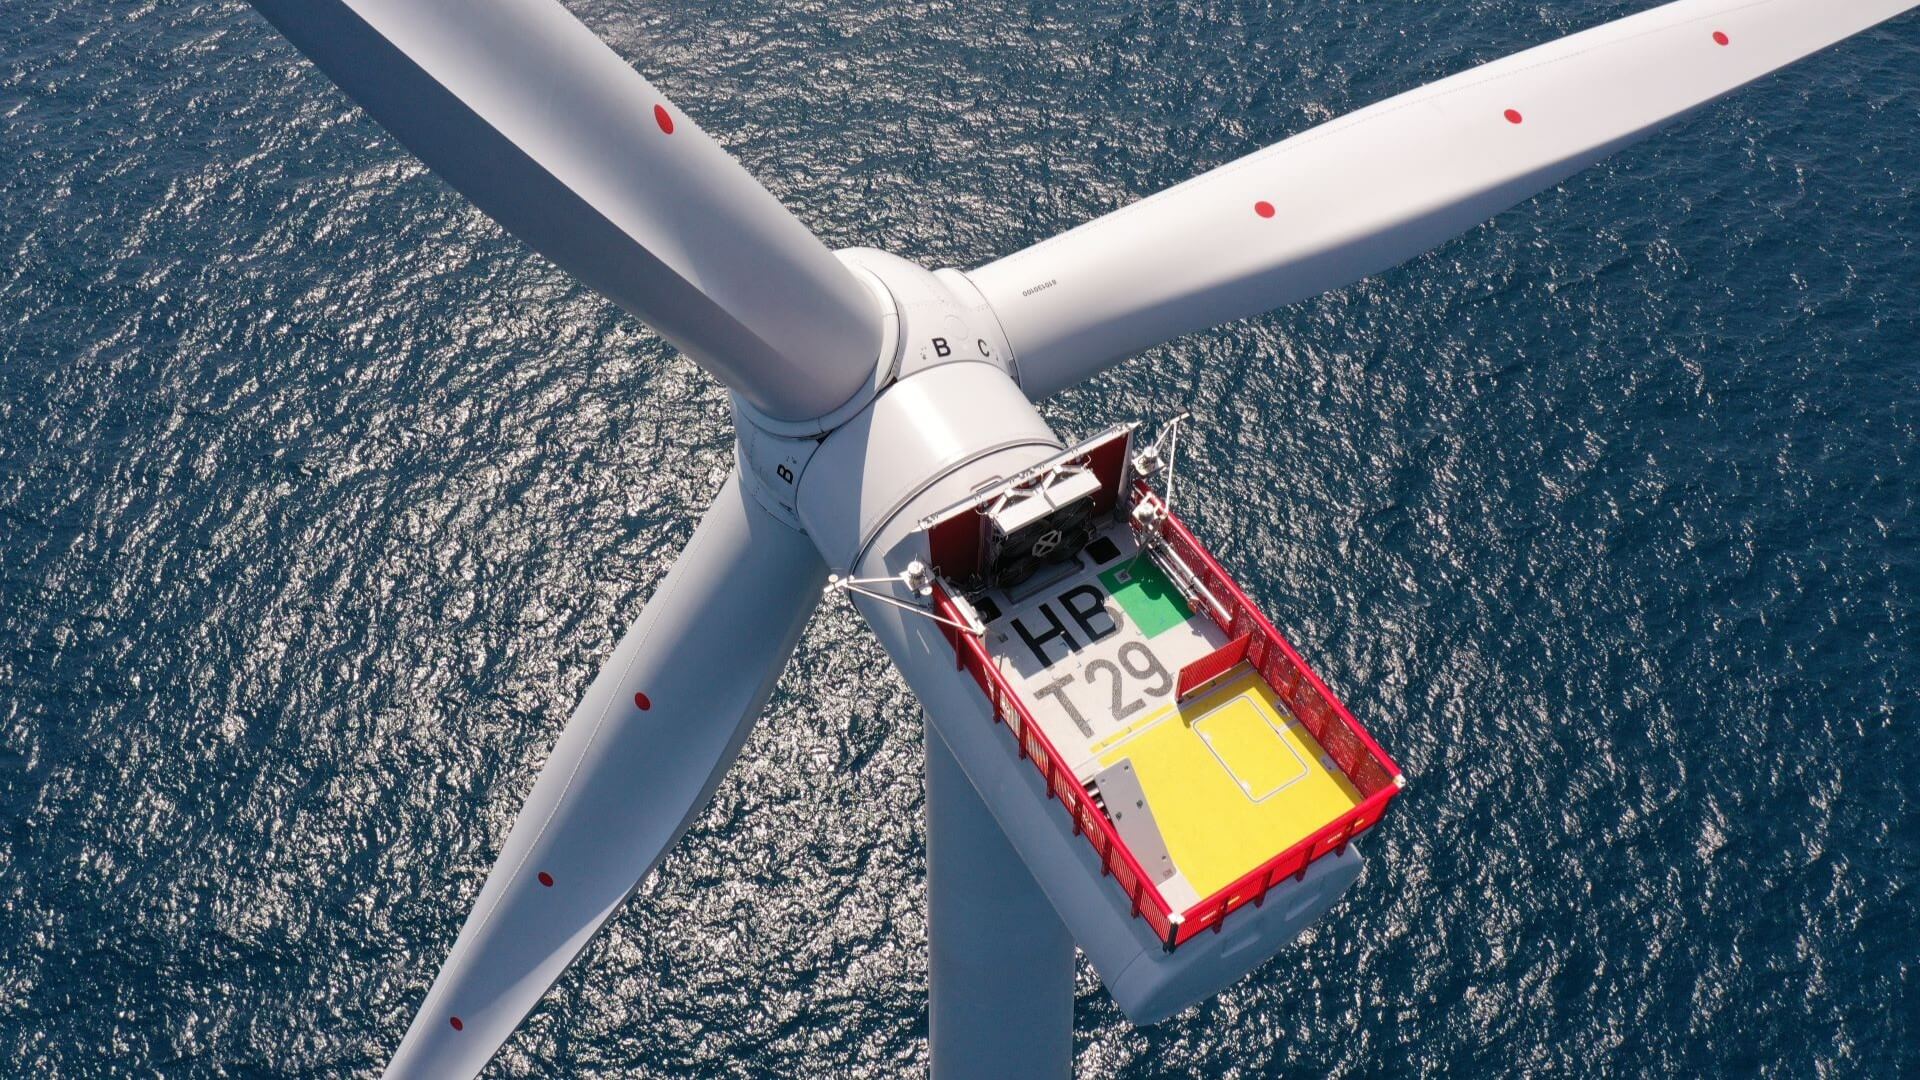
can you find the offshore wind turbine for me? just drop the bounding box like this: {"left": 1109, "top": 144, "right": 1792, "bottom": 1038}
{"left": 226, "top": 1, "right": 1919, "bottom": 1075}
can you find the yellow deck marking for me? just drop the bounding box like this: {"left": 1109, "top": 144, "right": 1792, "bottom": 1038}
{"left": 1194, "top": 694, "right": 1308, "bottom": 799}
{"left": 1085, "top": 701, "right": 1177, "bottom": 759}
{"left": 1095, "top": 667, "right": 1363, "bottom": 899}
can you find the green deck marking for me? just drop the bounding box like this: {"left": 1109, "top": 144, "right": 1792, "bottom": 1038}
{"left": 1099, "top": 557, "right": 1193, "bottom": 638}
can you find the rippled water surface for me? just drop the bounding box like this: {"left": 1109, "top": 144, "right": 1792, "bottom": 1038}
{"left": 3, "top": 1, "right": 1917, "bottom": 1075}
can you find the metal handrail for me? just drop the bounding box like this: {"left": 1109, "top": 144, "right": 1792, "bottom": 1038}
{"left": 932, "top": 485, "right": 1403, "bottom": 949}
{"left": 933, "top": 584, "right": 1181, "bottom": 949}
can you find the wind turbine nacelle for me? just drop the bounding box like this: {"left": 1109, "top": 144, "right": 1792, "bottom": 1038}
{"left": 789, "top": 291, "right": 1401, "bottom": 1020}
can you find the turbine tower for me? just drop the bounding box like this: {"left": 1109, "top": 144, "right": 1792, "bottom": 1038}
{"left": 229, "top": 1, "right": 1919, "bottom": 1075}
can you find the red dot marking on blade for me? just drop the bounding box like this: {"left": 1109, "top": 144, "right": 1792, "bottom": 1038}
{"left": 1713, "top": 31, "right": 1730, "bottom": 46}
{"left": 449, "top": 1016, "right": 464, "bottom": 1032}
{"left": 1504, "top": 109, "right": 1524, "bottom": 125}
{"left": 654, "top": 104, "right": 674, "bottom": 134}
{"left": 633, "top": 691, "right": 651, "bottom": 710}
{"left": 538, "top": 872, "right": 554, "bottom": 888}
{"left": 1254, "top": 201, "right": 1276, "bottom": 219}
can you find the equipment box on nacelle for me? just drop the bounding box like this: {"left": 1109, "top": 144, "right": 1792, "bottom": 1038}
{"left": 921, "top": 425, "right": 1403, "bottom": 950}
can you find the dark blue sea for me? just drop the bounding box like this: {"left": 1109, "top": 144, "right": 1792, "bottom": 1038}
{"left": 3, "top": 1, "right": 1916, "bottom": 1075}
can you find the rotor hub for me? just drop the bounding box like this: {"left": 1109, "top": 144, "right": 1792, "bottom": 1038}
{"left": 734, "top": 249, "right": 1025, "bottom": 533}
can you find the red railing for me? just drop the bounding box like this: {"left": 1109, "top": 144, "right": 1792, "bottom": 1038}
{"left": 932, "top": 486, "right": 1403, "bottom": 950}
{"left": 932, "top": 584, "right": 1181, "bottom": 949}
{"left": 1147, "top": 487, "right": 1403, "bottom": 944}
{"left": 1174, "top": 632, "right": 1252, "bottom": 700}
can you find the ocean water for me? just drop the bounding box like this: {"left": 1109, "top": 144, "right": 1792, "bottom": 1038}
{"left": 2, "top": 1, "right": 1916, "bottom": 1075}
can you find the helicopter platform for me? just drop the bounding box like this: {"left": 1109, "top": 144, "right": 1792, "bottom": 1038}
{"left": 965, "top": 517, "right": 1362, "bottom": 911}
{"left": 924, "top": 424, "right": 1401, "bottom": 949}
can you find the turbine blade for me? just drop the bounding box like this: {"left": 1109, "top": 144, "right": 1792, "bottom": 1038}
{"left": 382, "top": 470, "right": 824, "bottom": 1078}
{"left": 966, "top": 0, "right": 1919, "bottom": 397}
{"left": 246, "top": 0, "right": 881, "bottom": 422}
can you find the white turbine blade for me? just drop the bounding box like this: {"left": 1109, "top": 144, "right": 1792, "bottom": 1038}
{"left": 247, "top": 0, "right": 880, "bottom": 422}
{"left": 383, "top": 471, "right": 824, "bottom": 1078}
{"left": 968, "top": 0, "right": 1919, "bottom": 398}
